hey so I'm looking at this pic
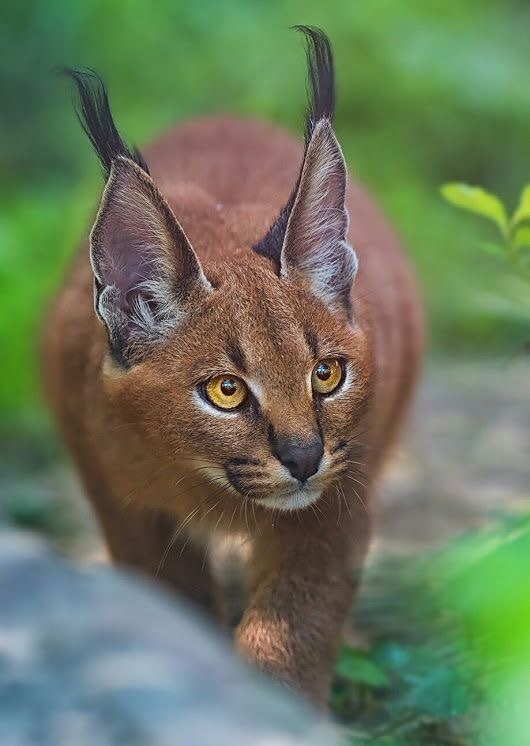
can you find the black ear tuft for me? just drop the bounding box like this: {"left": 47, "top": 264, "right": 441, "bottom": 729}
{"left": 61, "top": 67, "right": 149, "bottom": 179}
{"left": 292, "top": 25, "right": 335, "bottom": 145}
{"left": 253, "top": 26, "right": 336, "bottom": 268}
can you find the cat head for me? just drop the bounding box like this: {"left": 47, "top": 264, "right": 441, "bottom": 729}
{"left": 66, "top": 27, "right": 373, "bottom": 513}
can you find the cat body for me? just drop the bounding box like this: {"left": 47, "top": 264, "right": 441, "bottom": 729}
{"left": 42, "top": 28, "right": 423, "bottom": 705}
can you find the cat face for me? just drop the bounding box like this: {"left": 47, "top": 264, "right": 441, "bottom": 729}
{"left": 114, "top": 255, "right": 372, "bottom": 512}
{"left": 72, "top": 28, "right": 371, "bottom": 511}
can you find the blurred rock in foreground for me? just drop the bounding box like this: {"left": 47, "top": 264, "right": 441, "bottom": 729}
{"left": 0, "top": 530, "right": 337, "bottom": 746}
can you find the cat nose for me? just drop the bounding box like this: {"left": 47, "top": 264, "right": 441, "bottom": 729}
{"left": 274, "top": 436, "right": 324, "bottom": 483}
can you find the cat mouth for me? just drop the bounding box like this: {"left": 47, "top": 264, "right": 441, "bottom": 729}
{"left": 224, "top": 462, "right": 326, "bottom": 512}
{"left": 252, "top": 486, "right": 323, "bottom": 512}
{"left": 222, "top": 470, "right": 322, "bottom": 512}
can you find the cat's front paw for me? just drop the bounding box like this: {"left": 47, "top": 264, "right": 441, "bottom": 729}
{"left": 235, "top": 615, "right": 328, "bottom": 706}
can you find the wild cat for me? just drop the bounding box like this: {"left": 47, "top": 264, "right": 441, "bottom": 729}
{"left": 43, "top": 27, "right": 423, "bottom": 706}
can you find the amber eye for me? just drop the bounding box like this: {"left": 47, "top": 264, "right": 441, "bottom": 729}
{"left": 311, "top": 358, "right": 344, "bottom": 396}
{"left": 204, "top": 375, "right": 248, "bottom": 410}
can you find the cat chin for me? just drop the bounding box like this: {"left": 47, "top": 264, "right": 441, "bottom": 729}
{"left": 254, "top": 487, "right": 322, "bottom": 513}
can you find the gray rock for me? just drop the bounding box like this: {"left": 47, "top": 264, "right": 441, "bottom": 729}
{"left": 0, "top": 530, "right": 338, "bottom": 746}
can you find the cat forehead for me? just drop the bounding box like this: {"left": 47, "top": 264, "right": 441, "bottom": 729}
{"left": 206, "top": 275, "right": 312, "bottom": 361}
{"left": 171, "top": 264, "right": 349, "bottom": 373}
{"left": 203, "top": 261, "right": 334, "bottom": 343}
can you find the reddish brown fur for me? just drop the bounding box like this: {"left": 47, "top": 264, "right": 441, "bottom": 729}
{"left": 42, "top": 115, "right": 423, "bottom": 706}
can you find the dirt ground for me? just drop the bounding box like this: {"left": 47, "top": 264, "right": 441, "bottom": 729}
{"left": 374, "top": 357, "right": 529, "bottom": 555}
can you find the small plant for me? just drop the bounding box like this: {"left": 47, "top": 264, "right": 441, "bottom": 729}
{"left": 440, "top": 182, "right": 530, "bottom": 279}
{"left": 331, "top": 514, "right": 530, "bottom": 745}
{"left": 331, "top": 555, "right": 479, "bottom": 746}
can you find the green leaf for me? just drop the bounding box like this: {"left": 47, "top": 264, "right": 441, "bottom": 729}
{"left": 336, "top": 646, "right": 389, "bottom": 688}
{"left": 403, "top": 663, "right": 469, "bottom": 719}
{"left": 440, "top": 183, "right": 508, "bottom": 236}
{"left": 373, "top": 641, "right": 412, "bottom": 671}
{"left": 513, "top": 226, "right": 530, "bottom": 250}
{"left": 477, "top": 241, "right": 506, "bottom": 257}
{"left": 512, "top": 184, "right": 530, "bottom": 227}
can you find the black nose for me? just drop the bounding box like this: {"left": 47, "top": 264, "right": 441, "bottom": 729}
{"left": 274, "top": 436, "right": 324, "bottom": 483}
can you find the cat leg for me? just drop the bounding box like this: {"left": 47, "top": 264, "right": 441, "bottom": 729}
{"left": 235, "top": 503, "right": 370, "bottom": 707}
{"left": 87, "top": 490, "right": 222, "bottom": 619}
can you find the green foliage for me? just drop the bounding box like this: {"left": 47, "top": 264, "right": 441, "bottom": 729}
{"left": 336, "top": 647, "right": 389, "bottom": 689}
{"left": 514, "top": 226, "right": 530, "bottom": 250}
{"left": 512, "top": 185, "right": 530, "bottom": 227}
{"left": 4, "top": 485, "right": 74, "bottom": 539}
{"left": 331, "top": 554, "right": 479, "bottom": 745}
{"left": 334, "top": 641, "right": 474, "bottom": 744}
{"left": 331, "top": 512, "right": 530, "bottom": 745}
{"left": 438, "top": 512, "right": 530, "bottom": 745}
{"left": 0, "top": 190, "right": 91, "bottom": 418}
{"left": 441, "top": 181, "right": 530, "bottom": 279}
{"left": 440, "top": 184, "right": 508, "bottom": 236}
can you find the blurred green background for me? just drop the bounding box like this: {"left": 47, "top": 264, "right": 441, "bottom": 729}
{"left": 1, "top": 0, "right": 530, "bottom": 426}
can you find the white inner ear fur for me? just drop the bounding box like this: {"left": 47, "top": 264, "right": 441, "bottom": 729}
{"left": 280, "top": 121, "right": 358, "bottom": 308}
{"left": 293, "top": 237, "right": 358, "bottom": 308}
{"left": 90, "top": 157, "right": 211, "bottom": 353}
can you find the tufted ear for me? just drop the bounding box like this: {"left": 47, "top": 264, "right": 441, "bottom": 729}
{"left": 280, "top": 120, "right": 357, "bottom": 314}
{"left": 252, "top": 26, "right": 358, "bottom": 314}
{"left": 90, "top": 156, "right": 211, "bottom": 366}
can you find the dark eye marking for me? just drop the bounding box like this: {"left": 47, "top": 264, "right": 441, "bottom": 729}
{"left": 304, "top": 327, "right": 319, "bottom": 359}
{"left": 267, "top": 423, "right": 278, "bottom": 450}
{"left": 226, "top": 340, "right": 247, "bottom": 373}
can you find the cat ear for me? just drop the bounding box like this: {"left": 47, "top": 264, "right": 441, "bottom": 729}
{"left": 280, "top": 120, "right": 358, "bottom": 314}
{"left": 90, "top": 155, "right": 211, "bottom": 366}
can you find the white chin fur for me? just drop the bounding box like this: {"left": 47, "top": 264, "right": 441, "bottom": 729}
{"left": 255, "top": 488, "right": 322, "bottom": 513}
